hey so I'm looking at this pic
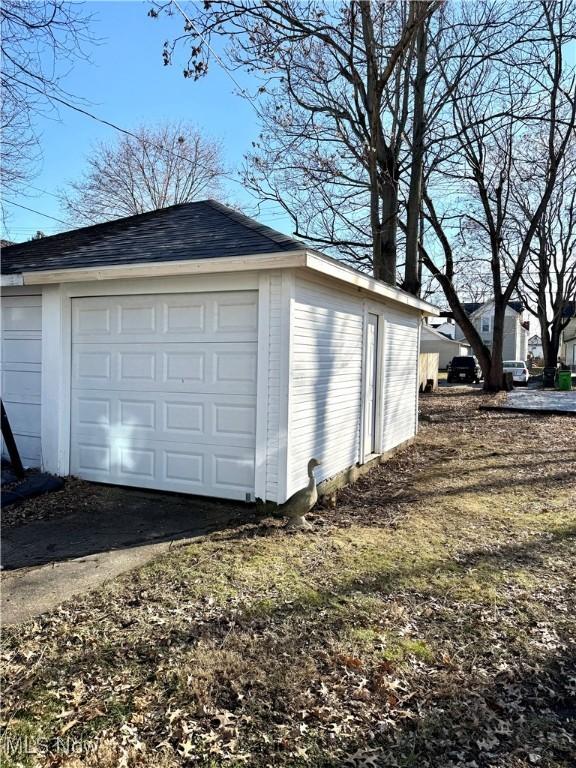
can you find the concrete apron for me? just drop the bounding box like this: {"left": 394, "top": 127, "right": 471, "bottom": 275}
{"left": 1, "top": 538, "right": 194, "bottom": 626}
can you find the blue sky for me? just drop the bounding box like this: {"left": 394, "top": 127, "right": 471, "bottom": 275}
{"left": 2, "top": 0, "right": 290, "bottom": 241}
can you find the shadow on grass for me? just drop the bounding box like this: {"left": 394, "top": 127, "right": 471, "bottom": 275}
{"left": 4, "top": 523, "right": 575, "bottom": 767}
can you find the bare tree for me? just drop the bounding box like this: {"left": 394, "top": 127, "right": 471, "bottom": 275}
{"left": 0, "top": 1, "right": 92, "bottom": 196}
{"left": 403, "top": 1, "right": 433, "bottom": 295}
{"left": 60, "top": 123, "right": 227, "bottom": 224}
{"left": 419, "top": 0, "right": 576, "bottom": 390}
{"left": 152, "top": 0, "right": 438, "bottom": 286}
{"left": 516, "top": 146, "right": 576, "bottom": 366}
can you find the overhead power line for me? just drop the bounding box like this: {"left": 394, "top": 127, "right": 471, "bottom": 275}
{"left": 5, "top": 73, "right": 248, "bottom": 191}
{"left": 3, "top": 199, "right": 72, "bottom": 226}
{"left": 20, "top": 182, "right": 62, "bottom": 200}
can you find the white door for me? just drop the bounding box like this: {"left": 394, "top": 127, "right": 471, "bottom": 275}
{"left": 1, "top": 295, "right": 42, "bottom": 467}
{"left": 70, "top": 292, "right": 258, "bottom": 500}
{"left": 364, "top": 313, "right": 378, "bottom": 456}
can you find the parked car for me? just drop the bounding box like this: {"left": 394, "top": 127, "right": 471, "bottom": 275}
{"left": 503, "top": 360, "right": 530, "bottom": 386}
{"left": 447, "top": 356, "right": 483, "bottom": 383}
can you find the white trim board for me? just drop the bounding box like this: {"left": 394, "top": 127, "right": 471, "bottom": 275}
{"left": 11, "top": 251, "right": 439, "bottom": 318}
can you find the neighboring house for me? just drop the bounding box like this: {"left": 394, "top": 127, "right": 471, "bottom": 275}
{"left": 455, "top": 301, "right": 529, "bottom": 361}
{"left": 528, "top": 334, "right": 543, "bottom": 360}
{"left": 1, "top": 200, "right": 438, "bottom": 504}
{"left": 420, "top": 325, "right": 471, "bottom": 369}
{"left": 561, "top": 317, "right": 576, "bottom": 367}
{"left": 426, "top": 317, "right": 456, "bottom": 339}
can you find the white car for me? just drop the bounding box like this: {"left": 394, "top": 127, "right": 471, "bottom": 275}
{"left": 503, "top": 360, "right": 530, "bottom": 386}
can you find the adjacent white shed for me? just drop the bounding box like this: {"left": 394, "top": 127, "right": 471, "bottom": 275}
{"left": 1, "top": 201, "right": 438, "bottom": 504}
{"left": 420, "top": 325, "right": 471, "bottom": 369}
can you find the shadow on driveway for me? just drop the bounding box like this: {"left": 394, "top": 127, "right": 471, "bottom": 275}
{"left": 1, "top": 483, "right": 255, "bottom": 625}
{"left": 2, "top": 484, "right": 252, "bottom": 570}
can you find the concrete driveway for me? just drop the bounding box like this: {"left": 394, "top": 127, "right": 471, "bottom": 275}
{"left": 505, "top": 388, "right": 576, "bottom": 413}
{"left": 1, "top": 484, "right": 251, "bottom": 625}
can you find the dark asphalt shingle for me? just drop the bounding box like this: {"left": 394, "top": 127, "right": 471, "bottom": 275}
{"left": 462, "top": 301, "right": 525, "bottom": 315}
{"left": 0, "top": 200, "right": 306, "bottom": 275}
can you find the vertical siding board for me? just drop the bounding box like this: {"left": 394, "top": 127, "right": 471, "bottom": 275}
{"left": 264, "top": 273, "right": 284, "bottom": 502}
{"left": 255, "top": 274, "right": 270, "bottom": 500}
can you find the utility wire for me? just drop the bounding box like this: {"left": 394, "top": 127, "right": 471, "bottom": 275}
{"left": 5, "top": 72, "right": 248, "bottom": 191}
{"left": 2, "top": 199, "right": 72, "bottom": 226}
{"left": 19, "top": 182, "right": 61, "bottom": 200}
{"left": 4, "top": 27, "right": 285, "bottom": 230}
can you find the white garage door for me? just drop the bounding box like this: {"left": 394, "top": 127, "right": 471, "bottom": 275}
{"left": 1, "top": 295, "right": 42, "bottom": 467}
{"left": 70, "top": 292, "right": 258, "bottom": 500}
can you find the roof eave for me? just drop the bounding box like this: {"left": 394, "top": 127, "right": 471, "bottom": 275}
{"left": 6, "top": 249, "right": 440, "bottom": 316}
{"left": 0, "top": 273, "right": 24, "bottom": 287}
{"left": 13, "top": 251, "right": 309, "bottom": 285}
{"left": 303, "top": 251, "right": 440, "bottom": 316}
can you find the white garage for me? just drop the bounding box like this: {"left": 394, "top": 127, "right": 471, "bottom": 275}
{"left": 1, "top": 293, "right": 43, "bottom": 467}
{"left": 1, "top": 200, "right": 438, "bottom": 503}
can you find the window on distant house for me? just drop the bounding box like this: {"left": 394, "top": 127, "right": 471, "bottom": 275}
{"left": 481, "top": 316, "right": 491, "bottom": 334}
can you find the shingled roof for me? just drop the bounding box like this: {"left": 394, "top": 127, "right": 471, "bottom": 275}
{"left": 461, "top": 300, "right": 524, "bottom": 315}
{"left": 0, "top": 200, "right": 307, "bottom": 275}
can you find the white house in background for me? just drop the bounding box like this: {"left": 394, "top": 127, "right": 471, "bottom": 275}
{"left": 528, "top": 334, "right": 543, "bottom": 360}
{"left": 427, "top": 317, "right": 456, "bottom": 339}
{"left": 455, "top": 301, "right": 529, "bottom": 362}
{"left": 1, "top": 200, "right": 438, "bottom": 504}
{"left": 420, "top": 325, "right": 471, "bottom": 369}
{"left": 561, "top": 317, "right": 576, "bottom": 367}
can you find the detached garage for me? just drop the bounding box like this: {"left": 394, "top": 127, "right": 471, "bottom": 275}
{"left": 1, "top": 200, "right": 438, "bottom": 504}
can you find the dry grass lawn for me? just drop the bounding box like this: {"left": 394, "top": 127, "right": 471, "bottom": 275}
{"left": 2, "top": 390, "right": 575, "bottom": 768}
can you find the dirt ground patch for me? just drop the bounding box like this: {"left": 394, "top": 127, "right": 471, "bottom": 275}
{"left": 1, "top": 476, "right": 104, "bottom": 529}
{"left": 2, "top": 390, "right": 575, "bottom": 768}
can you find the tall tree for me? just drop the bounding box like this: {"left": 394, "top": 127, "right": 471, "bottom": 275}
{"left": 516, "top": 146, "right": 576, "bottom": 366}
{"left": 402, "top": 1, "right": 432, "bottom": 295}
{"left": 153, "top": 0, "right": 438, "bottom": 286}
{"left": 0, "top": 0, "right": 92, "bottom": 195}
{"left": 60, "top": 123, "right": 226, "bottom": 224}
{"left": 419, "top": 0, "right": 576, "bottom": 390}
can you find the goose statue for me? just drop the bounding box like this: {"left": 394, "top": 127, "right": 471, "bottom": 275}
{"left": 282, "top": 458, "right": 321, "bottom": 530}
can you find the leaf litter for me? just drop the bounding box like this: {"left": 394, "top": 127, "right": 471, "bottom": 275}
{"left": 1, "top": 389, "right": 575, "bottom": 767}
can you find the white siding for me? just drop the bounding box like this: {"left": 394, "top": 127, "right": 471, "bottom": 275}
{"left": 381, "top": 308, "right": 419, "bottom": 453}
{"left": 265, "top": 274, "right": 283, "bottom": 501}
{"left": 286, "top": 278, "right": 364, "bottom": 499}
{"left": 1, "top": 294, "right": 42, "bottom": 467}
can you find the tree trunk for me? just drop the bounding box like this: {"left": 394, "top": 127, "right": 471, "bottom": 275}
{"left": 546, "top": 326, "right": 562, "bottom": 366}
{"left": 374, "top": 177, "right": 398, "bottom": 284}
{"left": 484, "top": 304, "right": 505, "bottom": 391}
{"left": 403, "top": 2, "right": 429, "bottom": 296}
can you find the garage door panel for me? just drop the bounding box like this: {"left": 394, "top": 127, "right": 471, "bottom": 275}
{"left": 71, "top": 292, "right": 258, "bottom": 499}
{"left": 73, "top": 292, "right": 257, "bottom": 343}
{"left": 2, "top": 298, "right": 42, "bottom": 331}
{"left": 2, "top": 433, "right": 41, "bottom": 466}
{"left": 2, "top": 369, "right": 41, "bottom": 401}
{"left": 73, "top": 343, "right": 257, "bottom": 394}
{"left": 2, "top": 338, "right": 42, "bottom": 364}
{"left": 71, "top": 437, "right": 254, "bottom": 500}
{"left": 72, "top": 392, "right": 256, "bottom": 446}
{"left": 2, "top": 401, "right": 41, "bottom": 437}
{"left": 1, "top": 295, "right": 42, "bottom": 468}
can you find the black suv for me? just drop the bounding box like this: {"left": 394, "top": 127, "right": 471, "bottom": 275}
{"left": 447, "top": 356, "right": 482, "bottom": 384}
